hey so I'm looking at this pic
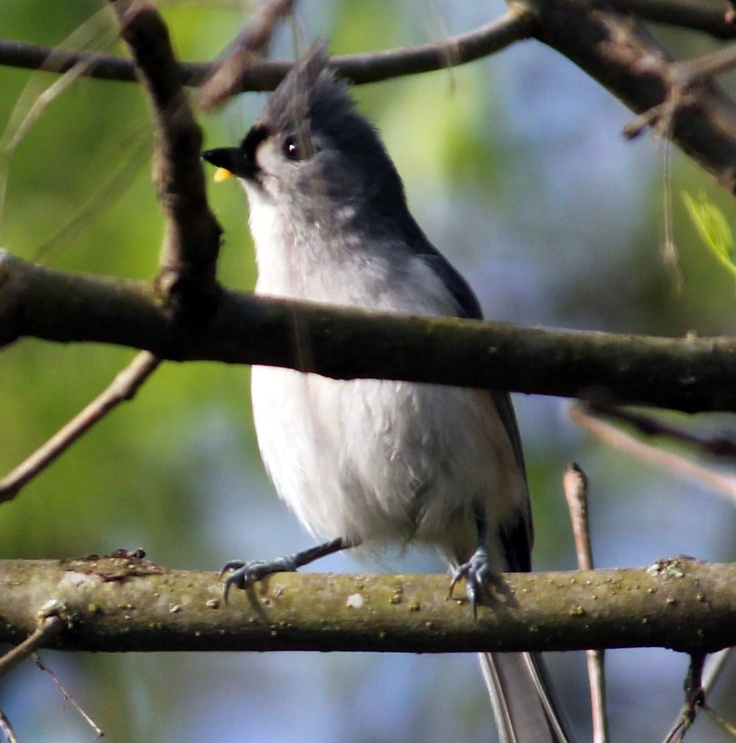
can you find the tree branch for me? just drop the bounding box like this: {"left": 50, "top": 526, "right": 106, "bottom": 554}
{"left": 520, "top": 0, "right": 736, "bottom": 194}
{"left": 3, "top": 2, "right": 736, "bottom": 198}
{"left": 2, "top": 250, "right": 736, "bottom": 413}
{"left": 0, "top": 11, "right": 529, "bottom": 90}
{"left": 0, "top": 351, "right": 160, "bottom": 503}
{"left": 563, "top": 465, "right": 610, "bottom": 743}
{"left": 570, "top": 403, "right": 736, "bottom": 503}
{"left": 0, "top": 555, "right": 733, "bottom": 654}
{"left": 109, "top": 0, "right": 222, "bottom": 306}
{"left": 197, "top": 0, "right": 296, "bottom": 110}
{"left": 610, "top": 0, "right": 736, "bottom": 39}
{"left": 0, "top": 612, "right": 64, "bottom": 677}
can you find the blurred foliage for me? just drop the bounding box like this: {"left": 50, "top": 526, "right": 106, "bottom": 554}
{"left": 0, "top": 3, "right": 257, "bottom": 565}
{"left": 1, "top": 2, "right": 736, "bottom": 743}
{"left": 683, "top": 190, "right": 736, "bottom": 284}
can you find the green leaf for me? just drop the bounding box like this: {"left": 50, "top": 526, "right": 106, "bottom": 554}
{"left": 682, "top": 191, "right": 736, "bottom": 280}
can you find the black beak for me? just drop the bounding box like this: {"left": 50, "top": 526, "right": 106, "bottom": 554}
{"left": 201, "top": 147, "right": 246, "bottom": 177}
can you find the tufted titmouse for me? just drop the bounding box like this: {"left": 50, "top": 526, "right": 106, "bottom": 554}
{"left": 203, "top": 45, "right": 571, "bottom": 743}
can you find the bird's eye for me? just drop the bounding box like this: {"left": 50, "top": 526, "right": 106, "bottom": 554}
{"left": 283, "top": 135, "right": 302, "bottom": 161}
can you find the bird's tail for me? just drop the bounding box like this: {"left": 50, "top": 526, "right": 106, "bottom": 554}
{"left": 479, "top": 651, "right": 572, "bottom": 743}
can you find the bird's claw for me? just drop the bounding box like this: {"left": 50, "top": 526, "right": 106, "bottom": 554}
{"left": 449, "top": 547, "right": 494, "bottom": 619}
{"left": 219, "top": 557, "right": 297, "bottom": 602}
{"left": 220, "top": 560, "right": 269, "bottom": 602}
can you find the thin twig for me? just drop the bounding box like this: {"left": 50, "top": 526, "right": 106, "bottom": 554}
{"left": 0, "top": 7, "right": 116, "bottom": 157}
{"left": 0, "top": 8, "right": 118, "bottom": 236}
{"left": 701, "top": 703, "right": 736, "bottom": 737}
{"left": 0, "top": 709, "right": 19, "bottom": 743}
{"left": 623, "top": 80, "right": 690, "bottom": 284}
{"left": 197, "top": 0, "right": 296, "bottom": 110}
{"left": 664, "top": 653, "right": 706, "bottom": 742}
{"left": 0, "top": 351, "right": 159, "bottom": 502}
{"left": 696, "top": 649, "right": 736, "bottom": 738}
{"left": 659, "top": 96, "right": 683, "bottom": 288}
{"left": 570, "top": 403, "right": 736, "bottom": 504}
{"left": 0, "top": 1, "right": 222, "bottom": 505}
{"left": 563, "top": 464, "right": 594, "bottom": 571}
{"left": 0, "top": 612, "right": 65, "bottom": 678}
{"left": 33, "top": 654, "right": 104, "bottom": 739}
{"left": 618, "top": 38, "right": 736, "bottom": 285}
{"left": 530, "top": 0, "right": 736, "bottom": 198}
{"left": 671, "top": 44, "right": 736, "bottom": 88}
{"left": 583, "top": 401, "right": 736, "bottom": 461}
{"left": 0, "top": 9, "right": 530, "bottom": 89}
{"left": 562, "top": 464, "right": 609, "bottom": 743}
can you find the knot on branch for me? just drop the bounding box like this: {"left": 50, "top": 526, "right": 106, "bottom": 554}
{"left": 155, "top": 261, "right": 223, "bottom": 321}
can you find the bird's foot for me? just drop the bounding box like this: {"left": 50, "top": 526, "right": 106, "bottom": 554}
{"left": 449, "top": 546, "right": 494, "bottom": 619}
{"left": 219, "top": 538, "right": 352, "bottom": 601}
{"left": 219, "top": 555, "right": 299, "bottom": 602}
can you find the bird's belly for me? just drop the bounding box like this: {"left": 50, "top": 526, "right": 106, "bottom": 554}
{"left": 251, "top": 366, "right": 526, "bottom": 560}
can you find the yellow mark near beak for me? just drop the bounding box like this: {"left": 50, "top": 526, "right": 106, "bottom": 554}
{"left": 214, "top": 167, "right": 234, "bottom": 182}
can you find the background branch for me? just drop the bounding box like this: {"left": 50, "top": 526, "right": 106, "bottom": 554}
{"left": 524, "top": 0, "right": 736, "bottom": 194}
{"left": 583, "top": 400, "right": 736, "bottom": 460}
{"left": 0, "top": 11, "right": 529, "bottom": 90}
{"left": 197, "top": 0, "right": 296, "bottom": 110}
{"left": 563, "top": 465, "right": 610, "bottom": 743}
{"left": 3, "top": 2, "right": 736, "bottom": 199}
{"left": 570, "top": 403, "right": 736, "bottom": 503}
{"left": 0, "top": 351, "right": 159, "bottom": 503}
{"left": 0, "top": 555, "right": 733, "bottom": 655}
{"left": 610, "top": 0, "right": 736, "bottom": 39}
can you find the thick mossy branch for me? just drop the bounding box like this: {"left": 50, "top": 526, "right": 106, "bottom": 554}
{"left": 1, "top": 250, "right": 736, "bottom": 413}
{"left": 0, "top": 555, "right": 733, "bottom": 654}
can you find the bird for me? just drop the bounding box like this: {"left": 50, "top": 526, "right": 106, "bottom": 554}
{"left": 202, "top": 44, "right": 571, "bottom": 743}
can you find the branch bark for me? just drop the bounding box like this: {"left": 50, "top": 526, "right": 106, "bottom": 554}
{"left": 0, "top": 555, "right": 733, "bottom": 655}
{"left": 109, "top": 0, "right": 222, "bottom": 306}
{"left": 15, "top": 221, "right": 736, "bottom": 498}
{"left": 610, "top": 0, "right": 736, "bottom": 39}
{"left": 1, "top": 250, "right": 735, "bottom": 413}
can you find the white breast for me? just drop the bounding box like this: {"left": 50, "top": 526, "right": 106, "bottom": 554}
{"left": 246, "top": 189, "right": 527, "bottom": 564}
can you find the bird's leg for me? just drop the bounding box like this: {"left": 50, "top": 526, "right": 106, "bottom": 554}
{"left": 449, "top": 516, "right": 494, "bottom": 618}
{"left": 220, "top": 536, "right": 353, "bottom": 601}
